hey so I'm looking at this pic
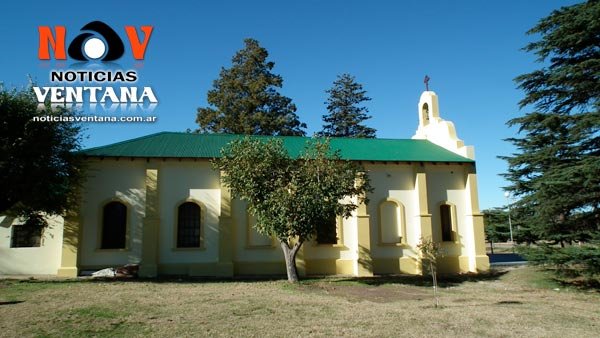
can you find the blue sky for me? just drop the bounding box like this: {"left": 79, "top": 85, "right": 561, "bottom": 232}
{"left": 0, "top": 0, "right": 581, "bottom": 210}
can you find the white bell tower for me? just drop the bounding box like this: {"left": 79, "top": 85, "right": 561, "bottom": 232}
{"left": 412, "top": 91, "right": 475, "bottom": 160}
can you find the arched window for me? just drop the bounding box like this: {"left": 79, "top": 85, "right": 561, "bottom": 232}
{"left": 101, "top": 201, "right": 127, "bottom": 249}
{"left": 379, "top": 200, "right": 406, "bottom": 245}
{"left": 422, "top": 102, "right": 430, "bottom": 125}
{"left": 177, "top": 202, "right": 202, "bottom": 248}
{"left": 440, "top": 204, "right": 455, "bottom": 242}
{"left": 11, "top": 224, "right": 42, "bottom": 248}
{"left": 316, "top": 212, "right": 340, "bottom": 245}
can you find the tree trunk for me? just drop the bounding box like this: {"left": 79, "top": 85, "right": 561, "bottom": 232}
{"left": 431, "top": 264, "right": 439, "bottom": 308}
{"left": 280, "top": 239, "right": 303, "bottom": 283}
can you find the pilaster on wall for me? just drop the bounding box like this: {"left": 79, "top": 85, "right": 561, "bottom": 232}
{"left": 414, "top": 164, "right": 433, "bottom": 274}
{"left": 414, "top": 164, "right": 433, "bottom": 238}
{"left": 139, "top": 168, "right": 160, "bottom": 278}
{"left": 57, "top": 213, "right": 80, "bottom": 277}
{"left": 217, "top": 171, "right": 234, "bottom": 276}
{"left": 464, "top": 165, "right": 490, "bottom": 272}
{"left": 356, "top": 196, "right": 373, "bottom": 277}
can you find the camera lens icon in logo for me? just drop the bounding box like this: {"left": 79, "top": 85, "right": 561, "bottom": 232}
{"left": 68, "top": 21, "right": 124, "bottom": 61}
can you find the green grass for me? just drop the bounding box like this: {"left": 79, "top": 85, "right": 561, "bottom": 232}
{"left": 1, "top": 266, "right": 599, "bottom": 337}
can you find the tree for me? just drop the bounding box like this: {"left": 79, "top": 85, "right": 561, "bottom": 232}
{"left": 214, "top": 137, "right": 370, "bottom": 282}
{"left": 483, "top": 208, "right": 511, "bottom": 245}
{"left": 196, "top": 38, "right": 306, "bottom": 136}
{"left": 0, "top": 85, "right": 83, "bottom": 228}
{"left": 318, "top": 73, "right": 376, "bottom": 138}
{"left": 501, "top": 1, "right": 600, "bottom": 275}
{"left": 417, "top": 237, "right": 444, "bottom": 308}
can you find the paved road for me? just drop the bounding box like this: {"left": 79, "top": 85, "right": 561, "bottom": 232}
{"left": 488, "top": 253, "right": 527, "bottom": 266}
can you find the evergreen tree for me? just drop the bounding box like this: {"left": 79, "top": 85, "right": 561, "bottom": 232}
{"left": 196, "top": 38, "right": 306, "bottom": 136}
{"left": 318, "top": 73, "right": 376, "bottom": 138}
{"left": 483, "top": 208, "right": 511, "bottom": 244}
{"left": 502, "top": 1, "right": 600, "bottom": 276}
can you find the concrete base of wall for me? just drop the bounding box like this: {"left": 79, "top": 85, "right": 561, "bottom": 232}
{"left": 138, "top": 264, "right": 158, "bottom": 278}
{"left": 57, "top": 267, "right": 78, "bottom": 278}
{"left": 475, "top": 255, "right": 490, "bottom": 272}
{"left": 373, "top": 257, "right": 419, "bottom": 275}
{"left": 234, "top": 261, "right": 286, "bottom": 275}
{"left": 305, "top": 259, "right": 354, "bottom": 275}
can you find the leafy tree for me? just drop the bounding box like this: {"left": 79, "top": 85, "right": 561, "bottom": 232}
{"left": 196, "top": 38, "right": 306, "bottom": 136}
{"left": 502, "top": 1, "right": 600, "bottom": 276}
{"left": 0, "top": 85, "right": 83, "bottom": 228}
{"left": 318, "top": 73, "right": 376, "bottom": 138}
{"left": 214, "top": 137, "right": 370, "bottom": 282}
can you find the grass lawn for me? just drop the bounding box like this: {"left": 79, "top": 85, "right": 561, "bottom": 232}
{"left": 1, "top": 266, "right": 599, "bottom": 337}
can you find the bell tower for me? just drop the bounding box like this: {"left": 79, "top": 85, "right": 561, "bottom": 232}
{"left": 412, "top": 90, "right": 474, "bottom": 160}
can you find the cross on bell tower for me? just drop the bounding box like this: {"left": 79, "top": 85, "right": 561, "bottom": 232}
{"left": 424, "top": 75, "right": 430, "bottom": 91}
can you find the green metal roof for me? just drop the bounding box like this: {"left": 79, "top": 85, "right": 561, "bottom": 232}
{"left": 80, "top": 132, "right": 474, "bottom": 163}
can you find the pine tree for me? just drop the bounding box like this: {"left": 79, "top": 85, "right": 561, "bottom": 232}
{"left": 483, "top": 208, "right": 511, "bottom": 244}
{"left": 196, "top": 38, "right": 306, "bottom": 136}
{"left": 502, "top": 1, "right": 600, "bottom": 276}
{"left": 318, "top": 74, "right": 376, "bottom": 138}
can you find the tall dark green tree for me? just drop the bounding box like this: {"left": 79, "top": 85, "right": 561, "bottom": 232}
{"left": 502, "top": 1, "right": 600, "bottom": 275}
{"left": 318, "top": 73, "right": 376, "bottom": 138}
{"left": 483, "top": 208, "right": 511, "bottom": 244}
{"left": 0, "top": 85, "right": 83, "bottom": 227}
{"left": 196, "top": 38, "right": 306, "bottom": 136}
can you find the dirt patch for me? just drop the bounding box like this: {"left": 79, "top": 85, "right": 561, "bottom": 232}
{"left": 299, "top": 282, "right": 430, "bottom": 303}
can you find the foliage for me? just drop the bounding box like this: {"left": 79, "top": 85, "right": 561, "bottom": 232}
{"left": 196, "top": 38, "right": 306, "bottom": 136}
{"left": 501, "top": 1, "right": 600, "bottom": 276}
{"left": 417, "top": 236, "right": 444, "bottom": 308}
{"left": 518, "top": 242, "right": 600, "bottom": 277}
{"left": 318, "top": 73, "right": 376, "bottom": 138}
{"left": 483, "top": 207, "right": 512, "bottom": 243}
{"left": 214, "top": 137, "right": 371, "bottom": 282}
{"left": 0, "top": 85, "right": 83, "bottom": 226}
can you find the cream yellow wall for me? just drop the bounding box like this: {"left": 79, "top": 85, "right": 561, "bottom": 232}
{"left": 0, "top": 215, "right": 64, "bottom": 274}
{"left": 366, "top": 163, "right": 418, "bottom": 261}
{"left": 156, "top": 160, "right": 221, "bottom": 265}
{"left": 232, "top": 199, "right": 282, "bottom": 263}
{"left": 425, "top": 164, "right": 469, "bottom": 258}
{"left": 231, "top": 198, "right": 360, "bottom": 275}
{"left": 79, "top": 159, "right": 146, "bottom": 268}
{"left": 303, "top": 197, "right": 358, "bottom": 262}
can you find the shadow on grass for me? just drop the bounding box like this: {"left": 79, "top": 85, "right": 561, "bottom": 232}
{"left": 325, "top": 269, "right": 509, "bottom": 288}
{"left": 1, "top": 269, "right": 508, "bottom": 288}
{"left": 550, "top": 273, "right": 600, "bottom": 291}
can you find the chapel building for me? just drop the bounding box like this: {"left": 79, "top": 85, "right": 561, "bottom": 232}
{"left": 0, "top": 91, "right": 490, "bottom": 277}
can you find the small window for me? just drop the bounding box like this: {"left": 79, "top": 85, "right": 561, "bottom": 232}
{"left": 177, "top": 202, "right": 201, "bottom": 248}
{"left": 316, "top": 213, "right": 338, "bottom": 245}
{"left": 440, "top": 204, "right": 454, "bottom": 242}
{"left": 11, "top": 224, "right": 42, "bottom": 248}
{"left": 101, "top": 201, "right": 127, "bottom": 249}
